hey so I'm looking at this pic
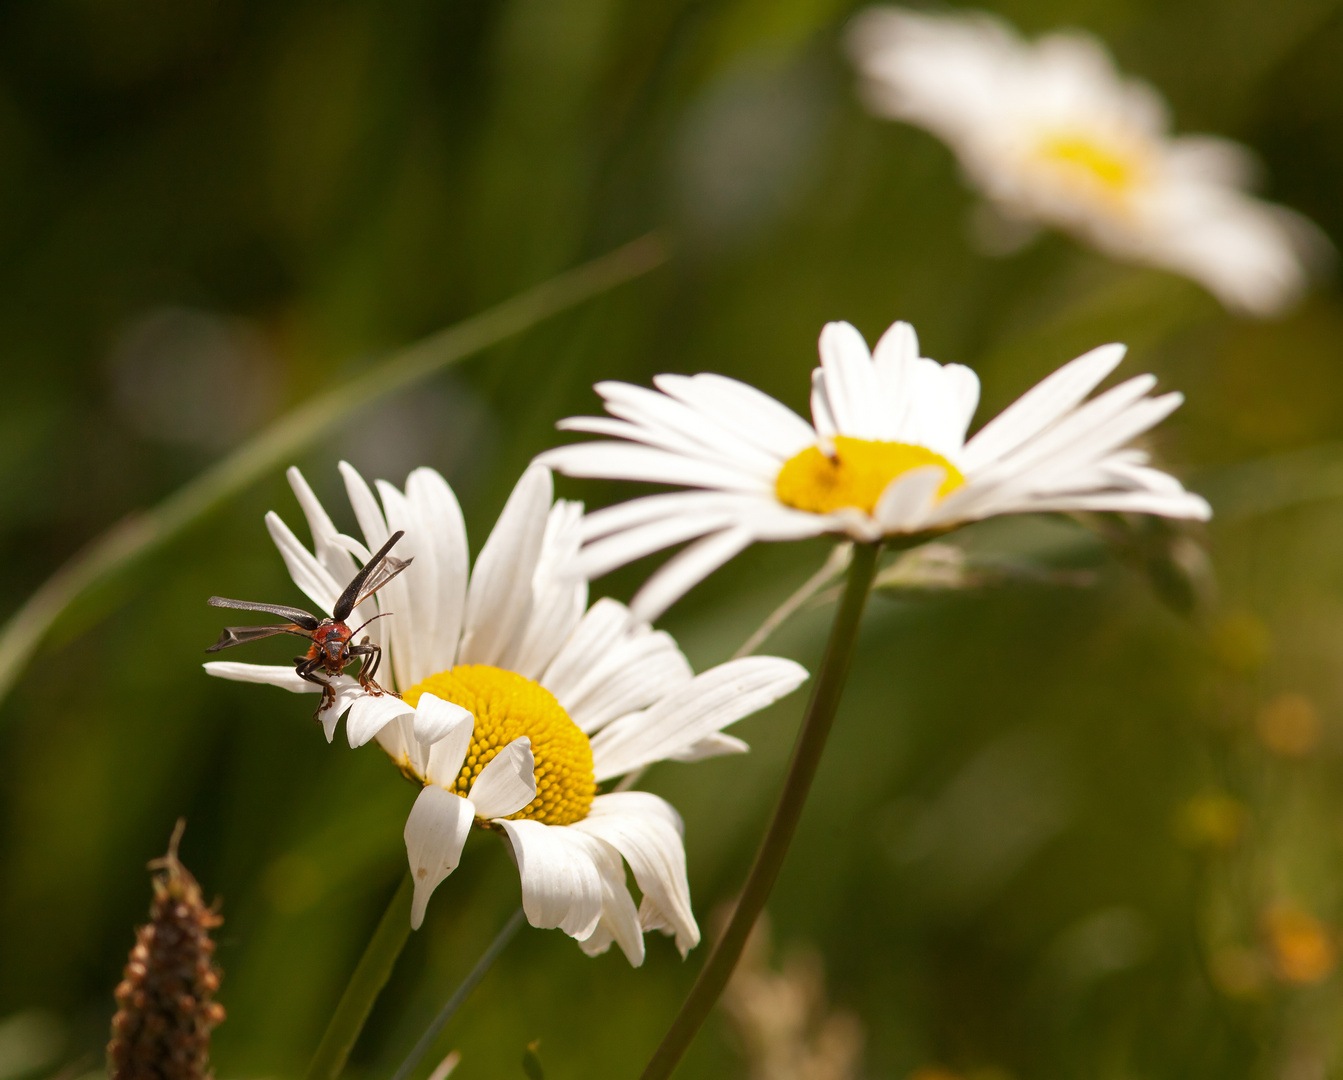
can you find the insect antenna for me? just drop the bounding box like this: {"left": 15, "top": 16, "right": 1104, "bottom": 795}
{"left": 349, "top": 611, "right": 393, "bottom": 639}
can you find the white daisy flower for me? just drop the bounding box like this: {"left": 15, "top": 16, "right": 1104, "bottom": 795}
{"left": 537, "top": 318, "right": 1211, "bottom": 621}
{"left": 205, "top": 463, "right": 807, "bottom": 962}
{"left": 846, "top": 6, "right": 1326, "bottom": 317}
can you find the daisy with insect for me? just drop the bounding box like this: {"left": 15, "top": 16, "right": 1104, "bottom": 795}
{"left": 845, "top": 6, "right": 1327, "bottom": 316}
{"left": 206, "top": 530, "right": 411, "bottom": 729}
{"left": 205, "top": 462, "right": 807, "bottom": 958}
{"left": 537, "top": 317, "right": 1211, "bottom": 620}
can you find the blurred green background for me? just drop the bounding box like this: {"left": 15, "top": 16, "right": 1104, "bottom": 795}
{"left": 3, "top": 0, "right": 1343, "bottom": 1077}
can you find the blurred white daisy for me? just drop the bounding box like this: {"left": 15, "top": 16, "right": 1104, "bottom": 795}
{"left": 205, "top": 463, "right": 807, "bottom": 961}
{"left": 846, "top": 6, "right": 1326, "bottom": 317}
{"left": 538, "top": 318, "right": 1211, "bottom": 620}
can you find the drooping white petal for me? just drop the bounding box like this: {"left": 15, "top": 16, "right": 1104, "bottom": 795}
{"left": 413, "top": 691, "right": 474, "bottom": 748}
{"left": 468, "top": 737, "right": 537, "bottom": 819}
{"left": 346, "top": 692, "right": 416, "bottom": 748}
{"left": 404, "top": 785, "right": 473, "bottom": 930}
{"left": 457, "top": 465, "right": 552, "bottom": 668}
{"left": 574, "top": 792, "right": 700, "bottom": 956}
{"left": 591, "top": 656, "right": 808, "bottom": 780}
{"left": 496, "top": 819, "right": 604, "bottom": 939}
{"left": 873, "top": 464, "right": 946, "bottom": 532}
{"left": 575, "top": 834, "right": 645, "bottom": 966}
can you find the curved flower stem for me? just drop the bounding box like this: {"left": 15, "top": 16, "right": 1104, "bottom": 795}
{"left": 639, "top": 540, "right": 881, "bottom": 1080}
{"left": 389, "top": 906, "right": 526, "bottom": 1080}
{"left": 303, "top": 874, "right": 414, "bottom": 1080}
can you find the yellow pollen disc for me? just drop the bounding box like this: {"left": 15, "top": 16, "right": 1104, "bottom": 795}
{"left": 775, "top": 436, "right": 964, "bottom": 516}
{"left": 403, "top": 665, "right": 596, "bottom": 827}
{"left": 1033, "top": 132, "right": 1148, "bottom": 203}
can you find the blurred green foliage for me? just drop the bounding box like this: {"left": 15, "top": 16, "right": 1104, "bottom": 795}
{"left": 3, "top": 1, "right": 1343, "bottom": 1078}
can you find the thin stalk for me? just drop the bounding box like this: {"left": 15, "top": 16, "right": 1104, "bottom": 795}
{"left": 304, "top": 874, "right": 415, "bottom": 1080}
{"left": 731, "top": 543, "right": 853, "bottom": 660}
{"left": 0, "top": 234, "right": 666, "bottom": 709}
{"left": 639, "top": 541, "right": 881, "bottom": 1080}
{"left": 389, "top": 907, "right": 526, "bottom": 1080}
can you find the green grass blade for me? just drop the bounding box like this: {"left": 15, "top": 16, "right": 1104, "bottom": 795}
{"left": 0, "top": 233, "right": 666, "bottom": 707}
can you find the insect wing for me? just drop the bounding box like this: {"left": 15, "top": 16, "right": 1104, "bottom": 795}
{"left": 350, "top": 555, "right": 411, "bottom": 611}
{"left": 206, "top": 623, "right": 314, "bottom": 653}
{"left": 333, "top": 530, "right": 411, "bottom": 621}
{"left": 208, "top": 596, "right": 321, "bottom": 630}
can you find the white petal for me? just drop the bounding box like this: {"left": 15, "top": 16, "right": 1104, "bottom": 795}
{"left": 413, "top": 691, "right": 474, "bottom": 747}
{"left": 628, "top": 526, "right": 759, "bottom": 623}
{"left": 873, "top": 464, "right": 946, "bottom": 532}
{"left": 575, "top": 792, "right": 699, "bottom": 957}
{"left": 576, "top": 510, "right": 740, "bottom": 582}
{"left": 418, "top": 693, "right": 475, "bottom": 786}
{"left": 469, "top": 737, "right": 537, "bottom": 819}
{"left": 591, "top": 656, "right": 808, "bottom": 780}
{"left": 511, "top": 499, "right": 588, "bottom": 680}
{"left": 871, "top": 319, "right": 920, "bottom": 441}
{"left": 375, "top": 479, "right": 428, "bottom": 690}
{"left": 339, "top": 461, "right": 391, "bottom": 554}
{"left": 404, "top": 785, "right": 473, "bottom": 930}
{"left": 539, "top": 598, "right": 633, "bottom": 703}
{"left": 817, "top": 321, "right": 881, "bottom": 438}
{"left": 346, "top": 692, "right": 416, "bottom": 748}
{"left": 497, "top": 819, "right": 604, "bottom": 939}
{"left": 959, "top": 344, "right": 1126, "bottom": 472}
{"left": 264, "top": 511, "right": 342, "bottom": 615}
{"left": 457, "top": 465, "right": 552, "bottom": 668}
{"left": 204, "top": 661, "right": 313, "bottom": 693}
{"left": 287, "top": 466, "right": 360, "bottom": 586}
{"left": 576, "top": 834, "right": 645, "bottom": 966}
{"left": 406, "top": 467, "right": 470, "bottom": 672}
{"left": 539, "top": 441, "right": 771, "bottom": 494}
{"left": 664, "top": 732, "right": 750, "bottom": 762}
{"left": 651, "top": 372, "right": 815, "bottom": 459}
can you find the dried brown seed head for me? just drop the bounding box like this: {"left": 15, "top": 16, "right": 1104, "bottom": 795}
{"left": 107, "top": 821, "right": 225, "bottom": 1080}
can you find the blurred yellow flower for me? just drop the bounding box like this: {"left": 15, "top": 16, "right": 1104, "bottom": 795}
{"left": 1255, "top": 692, "right": 1321, "bottom": 757}
{"left": 1263, "top": 906, "right": 1338, "bottom": 984}
{"left": 1174, "top": 793, "right": 1247, "bottom": 850}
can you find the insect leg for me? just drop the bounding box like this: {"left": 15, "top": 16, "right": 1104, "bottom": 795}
{"left": 294, "top": 655, "right": 335, "bottom": 716}
{"left": 349, "top": 639, "right": 386, "bottom": 696}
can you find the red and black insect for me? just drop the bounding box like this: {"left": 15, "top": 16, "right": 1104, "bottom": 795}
{"left": 206, "top": 530, "right": 412, "bottom": 714}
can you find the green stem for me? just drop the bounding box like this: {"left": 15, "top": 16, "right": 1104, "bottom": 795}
{"left": 390, "top": 906, "right": 526, "bottom": 1080}
{"left": 0, "top": 234, "right": 666, "bottom": 711}
{"left": 639, "top": 541, "right": 881, "bottom": 1080}
{"left": 304, "top": 873, "right": 415, "bottom": 1080}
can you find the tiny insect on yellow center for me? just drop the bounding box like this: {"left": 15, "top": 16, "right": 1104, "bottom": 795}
{"left": 1033, "top": 131, "right": 1149, "bottom": 204}
{"left": 403, "top": 665, "right": 596, "bottom": 826}
{"left": 775, "top": 436, "right": 964, "bottom": 516}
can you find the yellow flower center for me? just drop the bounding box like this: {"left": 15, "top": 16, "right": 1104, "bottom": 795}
{"left": 774, "top": 436, "right": 964, "bottom": 516}
{"left": 403, "top": 665, "right": 596, "bottom": 827}
{"left": 1032, "top": 131, "right": 1150, "bottom": 205}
